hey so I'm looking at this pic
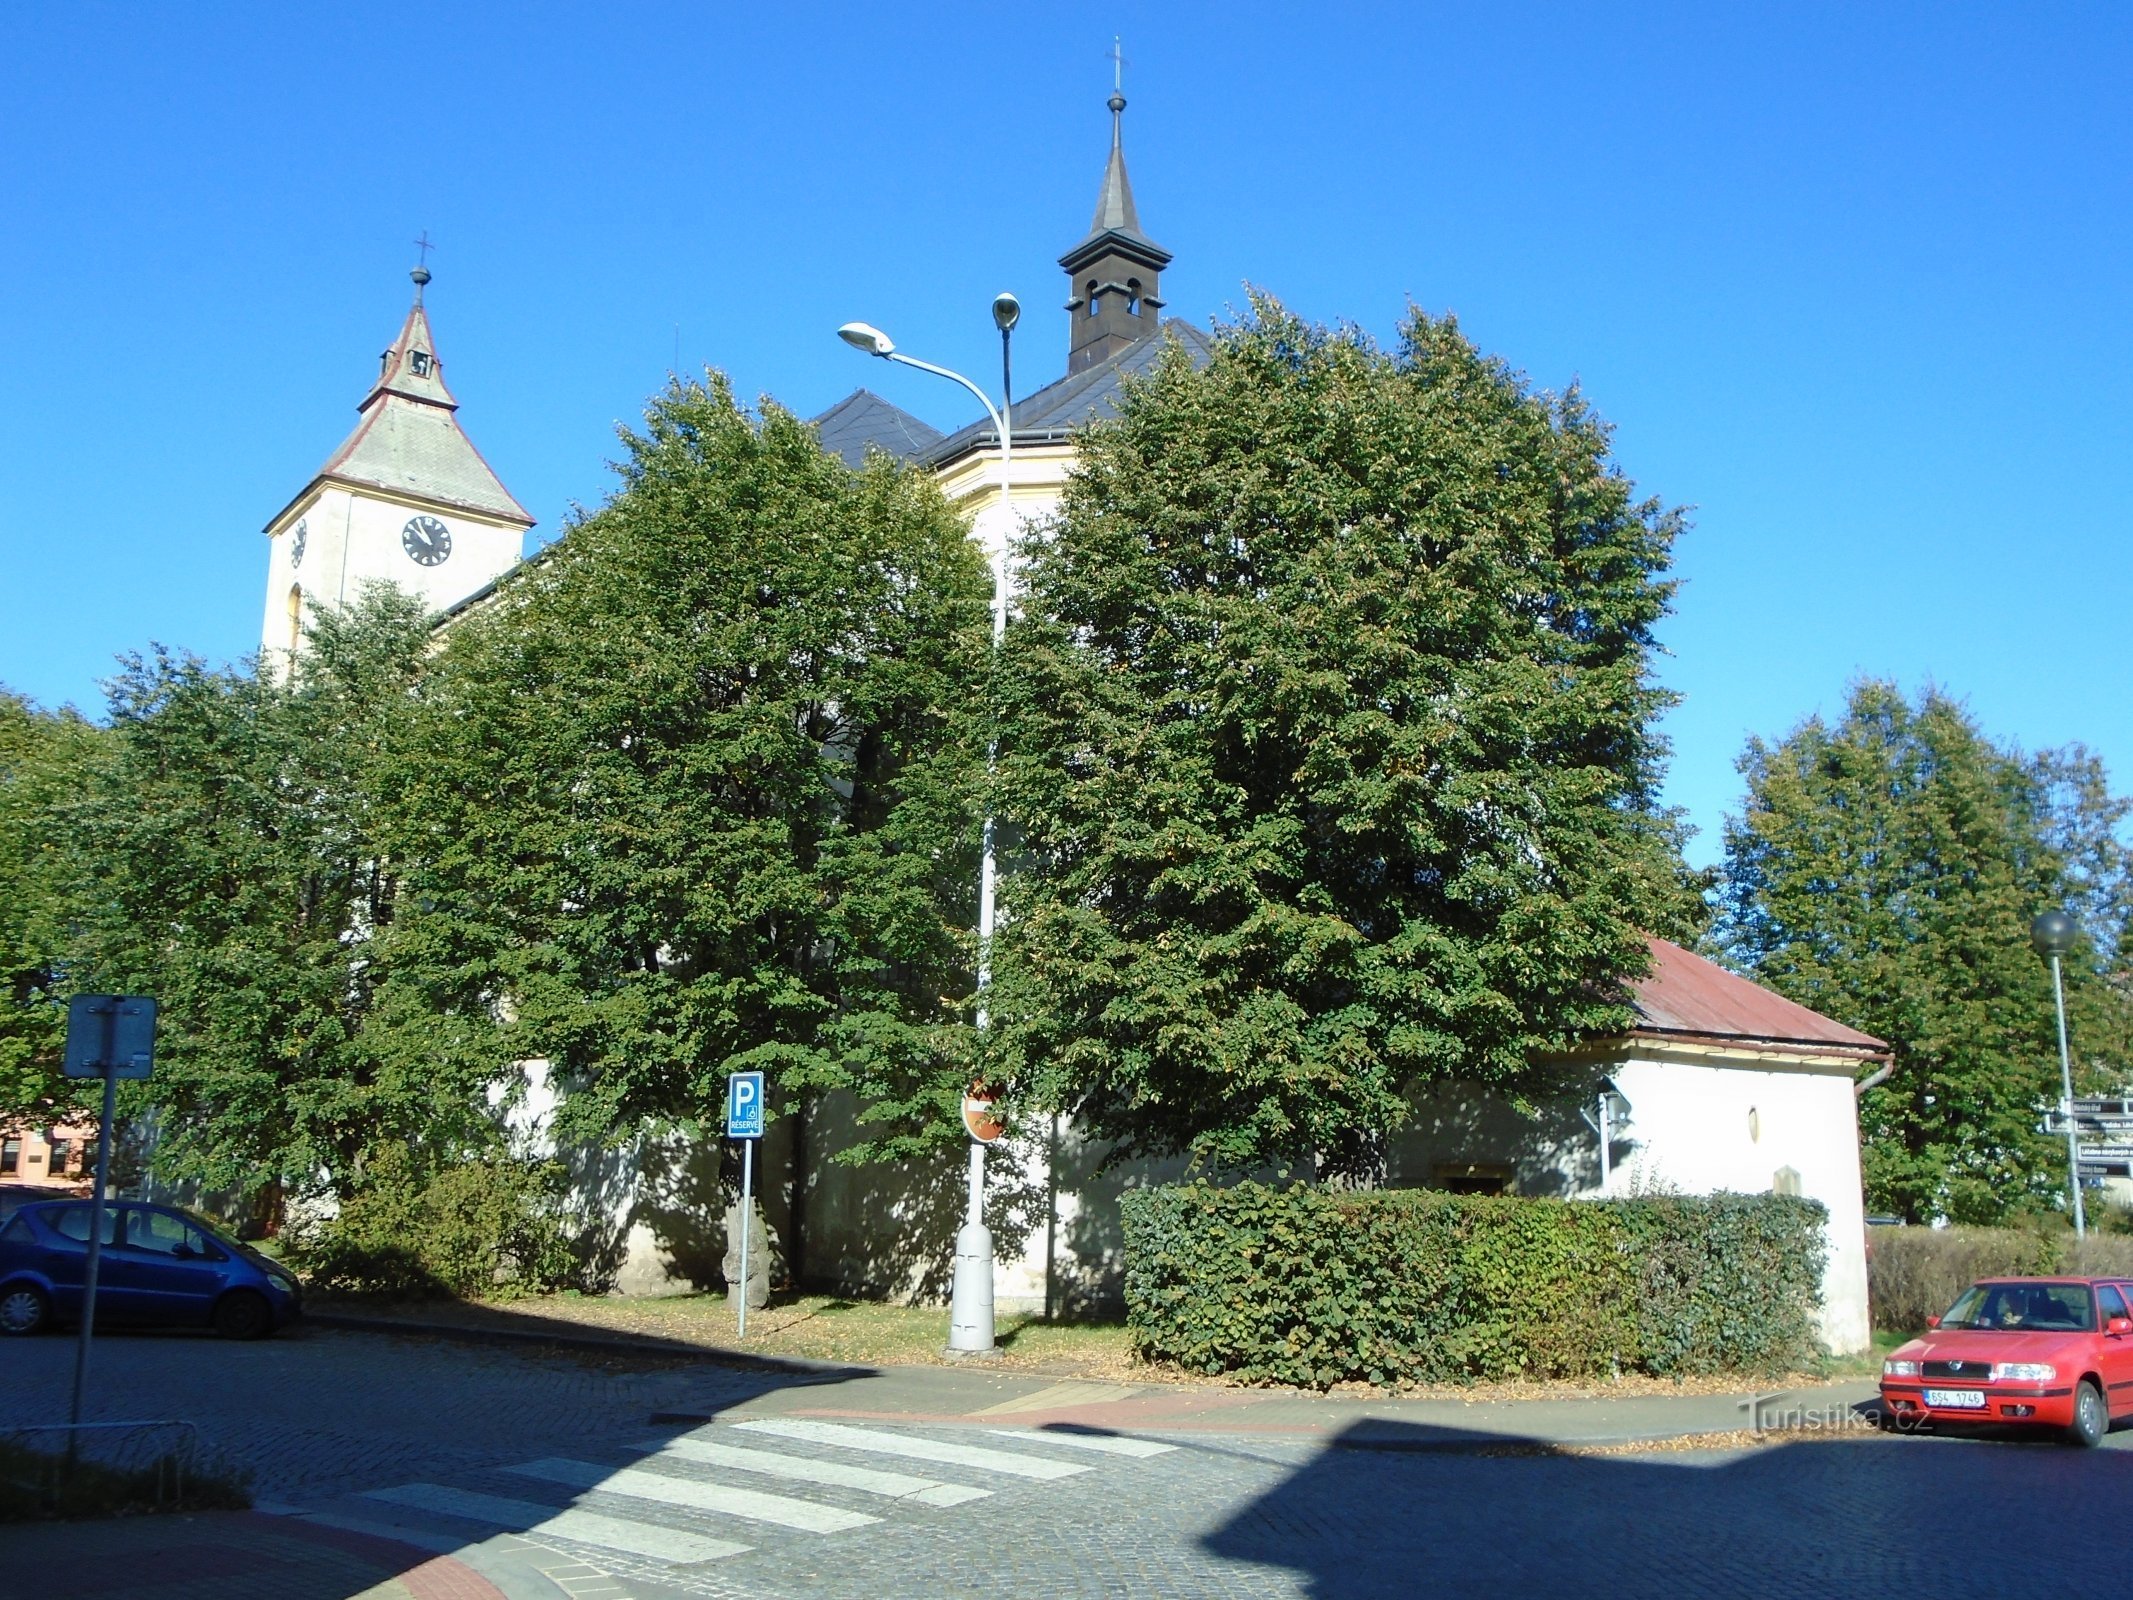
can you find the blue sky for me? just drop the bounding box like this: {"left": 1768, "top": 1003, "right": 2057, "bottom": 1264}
{"left": 3, "top": 2, "right": 2128, "bottom": 866}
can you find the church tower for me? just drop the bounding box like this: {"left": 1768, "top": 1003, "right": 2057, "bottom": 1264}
{"left": 1058, "top": 87, "right": 1172, "bottom": 375}
{"left": 261, "top": 265, "right": 533, "bottom": 663}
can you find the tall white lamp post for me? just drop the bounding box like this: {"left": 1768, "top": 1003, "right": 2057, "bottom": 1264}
{"left": 2031, "top": 908, "right": 2087, "bottom": 1239}
{"left": 839, "top": 295, "right": 1020, "bottom": 1354}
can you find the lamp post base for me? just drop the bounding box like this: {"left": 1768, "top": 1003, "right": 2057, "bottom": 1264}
{"left": 946, "top": 1218, "right": 996, "bottom": 1353}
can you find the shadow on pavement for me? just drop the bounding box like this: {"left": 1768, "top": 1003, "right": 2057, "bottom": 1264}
{"left": 0, "top": 1315, "right": 888, "bottom": 1600}
{"left": 1201, "top": 1415, "right": 2133, "bottom": 1597}
{"left": 303, "top": 1300, "right": 874, "bottom": 1381}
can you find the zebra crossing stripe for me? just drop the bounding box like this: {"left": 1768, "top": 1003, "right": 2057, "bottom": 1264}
{"left": 641, "top": 1435, "right": 992, "bottom": 1507}
{"left": 984, "top": 1429, "right": 1179, "bottom": 1458}
{"left": 506, "top": 1457, "right": 880, "bottom": 1533}
{"left": 734, "top": 1419, "right": 1092, "bottom": 1480}
{"left": 366, "top": 1483, "right": 748, "bottom": 1565}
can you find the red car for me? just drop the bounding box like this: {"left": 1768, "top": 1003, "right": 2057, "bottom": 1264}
{"left": 1880, "top": 1277, "right": 2133, "bottom": 1446}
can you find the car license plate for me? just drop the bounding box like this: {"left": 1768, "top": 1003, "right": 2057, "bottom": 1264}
{"left": 1924, "top": 1388, "right": 1986, "bottom": 1410}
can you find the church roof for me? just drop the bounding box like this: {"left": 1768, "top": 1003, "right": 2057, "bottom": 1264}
{"left": 924, "top": 318, "right": 1217, "bottom": 468}
{"left": 270, "top": 271, "right": 533, "bottom": 532}
{"left": 1628, "top": 938, "right": 1887, "bottom": 1058}
{"left": 812, "top": 388, "right": 945, "bottom": 468}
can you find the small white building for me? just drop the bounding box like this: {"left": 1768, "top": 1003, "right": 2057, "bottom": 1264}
{"left": 1382, "top": 937, "right": 1884, "bottom": 1354}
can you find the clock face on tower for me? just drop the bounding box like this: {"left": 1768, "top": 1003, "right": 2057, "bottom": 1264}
{"left": 401, "top": 514, "right": 453, "bottom": 567}
{"left": 290, "top": 518, "right": 308, "bottom": 569}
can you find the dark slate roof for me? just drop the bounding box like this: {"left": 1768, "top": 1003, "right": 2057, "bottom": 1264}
{"left": 811, "top": 388, "right": 945, "bottom": 469}
{"left": 923, "top": 320, "right": 1218, "bottom": 468}
{"left": 1630, "top": 938, "right": 1888, "bottom": 1057}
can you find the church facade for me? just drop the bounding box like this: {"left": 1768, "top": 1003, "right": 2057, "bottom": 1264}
{"left": 257, "top": 93, "right": 1879, "bottom": 1352}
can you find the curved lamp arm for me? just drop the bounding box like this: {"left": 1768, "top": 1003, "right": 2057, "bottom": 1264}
{"left": 886, "top": 352, "right": 1007, "bottom": 445}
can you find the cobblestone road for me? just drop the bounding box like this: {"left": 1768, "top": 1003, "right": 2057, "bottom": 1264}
{"left": 9, "top": 1327, "right": 2133, "bottom": 1598}
{"left": 0, "top": 1323, "right": 808, "bottom": 1501}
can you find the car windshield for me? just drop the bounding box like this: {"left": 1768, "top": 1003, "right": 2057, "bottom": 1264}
{"left": 1940, "top": 1282, "right": 2096, "bottom": 1333}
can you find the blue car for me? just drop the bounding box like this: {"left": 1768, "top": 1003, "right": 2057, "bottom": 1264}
{"left": 0, "top": 1200, "right": 301, "bottom": 1339}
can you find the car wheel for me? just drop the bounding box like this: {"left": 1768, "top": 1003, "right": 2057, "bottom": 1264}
{"left": 2068, "top": 1380, "right": 2108, "bottom": 1448}
{"left": 0, "top": 1285, "right": 49, "bottom": 1336}
{"left": 213, "top": 1289, "right": 271, "bottom": 1341}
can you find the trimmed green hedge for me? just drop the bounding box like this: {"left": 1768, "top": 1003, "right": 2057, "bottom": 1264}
{"left": 1867, "top": 1225, "right": 2133, "bottom": 1332}
{"left": 1120, "top": 1182, "right": 1827, "bottom": 1388}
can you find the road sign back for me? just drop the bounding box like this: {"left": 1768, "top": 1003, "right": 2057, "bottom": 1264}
{"left": 726, "top": 1070, "right": 765, "bottom": 1140}
{"left": 63, "top": 996, "right": 157, "bottom": 1080}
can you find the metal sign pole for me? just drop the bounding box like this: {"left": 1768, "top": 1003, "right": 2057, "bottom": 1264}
{"left": 738, "top": 1139, "right": 753, "bottom": 1340}
{"left": 68, "top": 1027, "right": 120, "bottom": 1442}
{"left": 59, "top": 994, "right": 157, "bottom": 1460}
{"left": 725, "top": 1070, "right": 764, "bottom": 1339}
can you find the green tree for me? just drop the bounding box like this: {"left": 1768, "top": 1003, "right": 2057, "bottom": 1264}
{"left": 390, "top": 375, "right": 991, "bottom": 1157}
{"left": 1716, "top": 680, "right": 2133, "bottom": 1224}
{"left": 989, "top": 300, "right": 1699, "bottom": 1178}
{"left": 63, "top": 594, "right": 494, "bottom": 1196}
{"left": 0, "top": 689, "right": 101, "bottom": 1125}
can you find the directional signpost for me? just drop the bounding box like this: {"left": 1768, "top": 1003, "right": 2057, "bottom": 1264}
{"left": 61, "top": 995, "right": 156, "bottom": 1443}
{"left": 2048, "top": 1099, "right": 2133, "bottom": 1187}
{"left": 726, "top": 1071, "right": 764, "bottom": 1337}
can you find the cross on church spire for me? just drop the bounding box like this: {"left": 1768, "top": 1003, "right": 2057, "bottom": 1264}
{"left": 411, "top": 230, "right": 434, "bottom": 301}
{"left": 1107, "top": 39, "right": 1128, "bottom": 143}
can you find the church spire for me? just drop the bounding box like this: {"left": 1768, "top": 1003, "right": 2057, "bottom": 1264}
{"left": 362, "top": 261, "right": 458, "bottom": 412}
{"left": 284, "top": 262, "right": 531, "bottom": 531}
{"left": 1058, "top": 56, "right": 1171, "bottom": 375}
{"left": 1088, "top": 89, "right": 1144, "bottom": 240}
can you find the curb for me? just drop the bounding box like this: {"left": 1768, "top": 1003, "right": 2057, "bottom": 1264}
{"left": 304, "top": 1310, "right": 868, "bottom": 1383}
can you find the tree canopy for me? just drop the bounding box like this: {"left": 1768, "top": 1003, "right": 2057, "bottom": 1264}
{"left": 391, "top": 375, "right": 992, "bottom": 1158}
{"left": 988, "top": 300, "right": 1701, "bottom": 1177}
{"left": 0, "top": 689, "right": 100, "bottom": 1126}
{"left": 1716, "top": 680, "right": 2133, "bottom": 1224}
{"left": 49, "top": 595, "right": 495, "bottom": 1194}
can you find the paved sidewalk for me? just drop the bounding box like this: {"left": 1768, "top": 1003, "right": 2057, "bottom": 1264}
{"left": 705, "top": 1362, "right": 1884, "bottom": 1447}
{"left": 315, "top": 1305, "right": 1880, "bottom": 1447}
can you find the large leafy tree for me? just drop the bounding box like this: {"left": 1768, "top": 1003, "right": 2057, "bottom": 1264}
{"left": 0, "top": 690, "right": 101, "bottom": 1125}
{"left": 1716, "top": 681, "right": 2133, "bottom": 1224}
{"left": 392, "top": 375, "right": 991, "bottom": 1155}
{"left": 989, "top": 300, "right": 1700, "bottom": 1177}
{"left": 61, "top": 595, "right": 493, "bottom": 1196}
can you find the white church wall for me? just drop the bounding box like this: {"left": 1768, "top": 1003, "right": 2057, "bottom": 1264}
{"left": 262, "top": 486, "right": 525, "bottom": 662}
{"left": 496, "top": 1059, "right": 750, "bottom": 1298}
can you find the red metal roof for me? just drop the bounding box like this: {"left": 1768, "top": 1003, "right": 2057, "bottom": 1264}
{"left": 1628, "top": 937, "right": 1887, "bottom": 1056}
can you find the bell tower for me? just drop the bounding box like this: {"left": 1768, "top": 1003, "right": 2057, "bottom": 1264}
{"left": 261, "top": 261, "right": 533, "bottom": 664}
{"left": 1058, "top": 87, "right": 1172, "bottom": 375}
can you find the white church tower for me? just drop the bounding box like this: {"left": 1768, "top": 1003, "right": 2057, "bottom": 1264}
{"left": 261, "top": 263, "right": 533, "bottom": 662}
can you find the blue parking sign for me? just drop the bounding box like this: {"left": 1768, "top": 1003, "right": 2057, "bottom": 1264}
{"left": 726, "top": 1071, "right": 765, "bottom": 1140}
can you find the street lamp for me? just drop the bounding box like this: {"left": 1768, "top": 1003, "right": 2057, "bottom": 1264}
{"left": 2031, "top": 908, "right": 2086, "bottom": 1239}
{"left": 839, "top": 295, "right": 1021, "bottom": 1354}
